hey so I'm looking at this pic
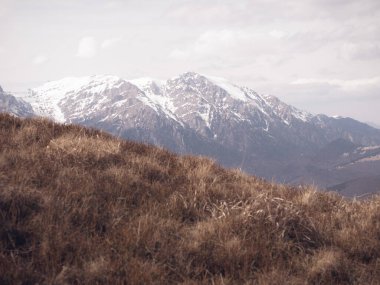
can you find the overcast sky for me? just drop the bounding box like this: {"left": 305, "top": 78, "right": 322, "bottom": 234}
{"left": 1, "top": 0, "right": 380, "bottom": 125}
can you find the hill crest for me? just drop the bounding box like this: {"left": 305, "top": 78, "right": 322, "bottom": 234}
{"left": 1, "top": 114, "right": 379, "bottom": 284}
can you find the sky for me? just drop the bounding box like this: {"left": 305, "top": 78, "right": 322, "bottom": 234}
{"left": 0, "top": 0, "right": 380, "bottom": 125}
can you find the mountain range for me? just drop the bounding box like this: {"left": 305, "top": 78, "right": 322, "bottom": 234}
{"left": 1, "top": 72, "right": 380, "bottom": 196}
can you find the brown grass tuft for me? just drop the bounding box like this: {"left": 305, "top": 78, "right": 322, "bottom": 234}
{"left": 308, "top": 249, "right": 352, "bottom": 284}
{"left": 48, "top": 134, "right": 121, "bottom": 158}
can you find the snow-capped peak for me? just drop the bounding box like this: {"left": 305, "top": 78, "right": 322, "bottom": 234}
{"left": 168, "top": 72, "right": 251, "bottom": 102}
{"left": 129, "top": 77, "right": 181, "bottom": 124}
{"left": 22, "top": 72, "right": 315, "bottom": 129}
{"left": 206, "top": 75, "right": 250, "bottom": 102}
{"left": 22, "top": 75, "right": 125, "bottom": 122}
{"left": 129, "top": 77, "right": 165, "bottom": 91}
{"left": 33, "top": 75, "right": 123, "bottom": 96}
{"left": 262, "top": 94, "right": 313, "bottom": 123}
{"left": 169, "top": 71, "right": 201, "bottom": 82}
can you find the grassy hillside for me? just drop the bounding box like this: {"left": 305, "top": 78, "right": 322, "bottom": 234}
{"left": 0, "top": 113, "right": 379, "bottom": 284}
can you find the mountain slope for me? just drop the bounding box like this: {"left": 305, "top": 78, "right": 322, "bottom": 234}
{"left": 26, "top": 75, "right": 197, "bottom": 153}
{"left": 1, "top": 114, "right": 379, "bottom": 284}
{"left": 22, "top": 73, "right": 380, "bottom": 154}
{"left": 11, "top": 72, "right": 380, "bottom": 194}
{"left": 328, "top": 175, "right": 380, "bottom": 197}
{"left": 0, "top": 85, "right": 34, "bottom": 117}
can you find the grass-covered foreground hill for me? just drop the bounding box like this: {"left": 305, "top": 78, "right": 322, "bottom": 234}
{"left": 0, "top": 113, "right": 379, "bottom": 284}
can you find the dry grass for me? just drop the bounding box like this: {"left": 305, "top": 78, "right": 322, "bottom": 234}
{"left": 0, "top": 113, "right": 379, "bottom": 284}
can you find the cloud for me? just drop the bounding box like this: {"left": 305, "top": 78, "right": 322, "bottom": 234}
{"left": 269, "top": 29, "right": 287, "bottom": 39}
{"left": 169, "top": 49, "right": 187, "bottom": 59}
{"left": 291, "top": 77, "right": 380, "bottom": 90}
{"left": 341, "top": 42, "right": 380, "bottom": 60}
{"left": 76, "top": 37, "right": 97, "bottom": 58}
{"left": 33, "top": 55, "right": 48, "bottom": 65}
{"left": 0, "top": 0, "right": 13, "bottom": 17}
{"left": 198, "top": 30, "right": 252, "bottom": 52}
{"left": 165, "top": 2, "right": 234, "bottom": 25}
{"left": 169, "top": 29, "right": 256, "bottom": 60}
{"left": 168, "top": 28, "right": 289, "bottom": 71}
{"left": 101, "top": 37, "right": 123, "bottom": 49}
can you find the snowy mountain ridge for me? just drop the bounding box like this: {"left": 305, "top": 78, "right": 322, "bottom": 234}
{"left": 0, "top": 85, "right": 34, "bottom": 117}
{"left": 3, "top": 72, "right": 380, "bottom": 195}
{"left": 26, "top": 75, "right": 124, "bottom": 122}
{"left": 21, "top": 72, "right": 312, "bottom": 131}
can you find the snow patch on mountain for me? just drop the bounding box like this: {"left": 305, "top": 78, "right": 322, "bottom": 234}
{"left": 129, "top": 77, "right": 166, "bottom": 89}
{"left": 207, "top": 76, "right": 249, "bottom": 102}
{"left": 360, "top": 146, "right": 380, "bottom": 151}
{"left": 23, "top": 75, "right": 124, "bottom": 122}
{"left": 262, "top": 94, "right": 312, "bottom": 123}
{"left": 130, "top": 77, "right": 182, "bottom": 125}
{"left": 0, "top": 86, "right": 34, "bottom": 117}
{"left": 357, "top": 154, "right": 380, "bottom": 162}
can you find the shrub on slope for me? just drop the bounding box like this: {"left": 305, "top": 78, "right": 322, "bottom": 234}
{"left": 0, "top": 113, "right": 379, "bottom": 284}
